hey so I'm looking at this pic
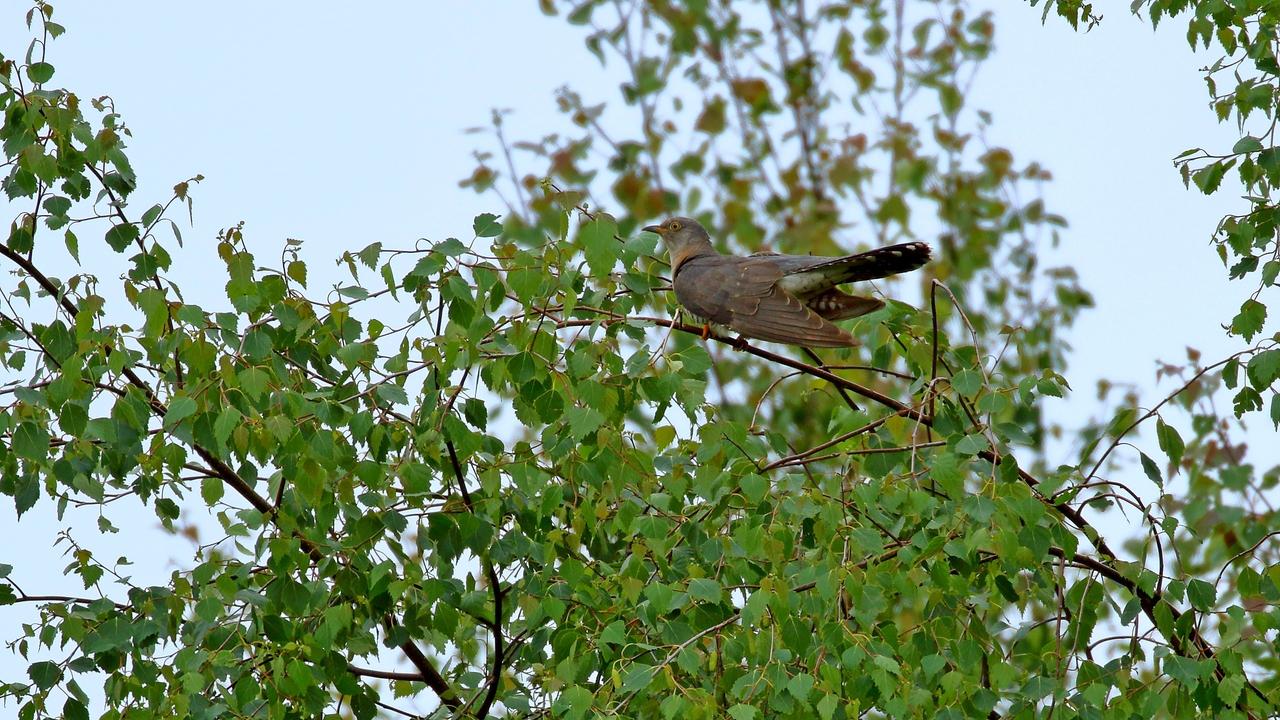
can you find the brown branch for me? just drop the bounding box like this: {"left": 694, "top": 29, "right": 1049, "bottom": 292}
{"left": 762, "top": 406, "right": 915, "bottom": 471}
{"left": 1084, "top": 351, "right": 1252, "bottom": 482}
{"left": 347, "top": 664, "right": 432, "bottom": 682}
{"left": 445, "top": 439, "right": 504, "bottom": 717}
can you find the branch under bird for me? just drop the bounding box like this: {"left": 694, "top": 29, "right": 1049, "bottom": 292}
{"left": 642, "top": 217, "right": 931, "bottom": 348}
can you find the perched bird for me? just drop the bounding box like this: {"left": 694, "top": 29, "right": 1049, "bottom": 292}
{"left": 642, "top": 217, "right": 930, "bottom": 348}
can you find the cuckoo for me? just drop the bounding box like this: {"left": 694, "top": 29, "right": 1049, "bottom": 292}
{"left": 642, "top": 217, "right": 931, "bottom": 348}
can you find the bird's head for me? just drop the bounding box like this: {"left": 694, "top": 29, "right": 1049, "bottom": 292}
{"left": 642, "top": 216, "right": 715, "bottom": 274}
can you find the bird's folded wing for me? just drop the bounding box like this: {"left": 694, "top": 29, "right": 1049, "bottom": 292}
{"left": 729, "top": 260, "right": 856, "bottom": 347}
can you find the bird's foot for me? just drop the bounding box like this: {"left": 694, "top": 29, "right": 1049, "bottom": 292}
{"left": 732, "top": 334, "right": 750, "bottom": 351}
{"left": 701, "top": 323, "right": 711, "bottom": 341}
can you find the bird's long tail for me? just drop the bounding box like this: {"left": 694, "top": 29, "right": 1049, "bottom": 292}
{"left": 801, "top": 241, "right": 932, "bottom": 283}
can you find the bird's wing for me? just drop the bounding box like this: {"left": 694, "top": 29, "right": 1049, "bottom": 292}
{"left": 723, "top": 258, "right": 857, "bottom": 347}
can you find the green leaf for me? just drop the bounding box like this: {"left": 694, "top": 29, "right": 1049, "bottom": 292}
{"left": 740, "top": 474, "right": 768, "bottom": 503}
{"left": 580, "top": 215, "right": 619, "bottom": 277}
{"left": 12, "top": 422, "right": 50, "bottom": 461}
{"left": 816, "top": 694, "right": 838, "bottom": 720}
{"left": 1155, "top": 418, "right": 1184, "bottom": 470}
{"left": 42, "top": 195, "right": 71, "bottom": 216}
{"left": 557, "top": 685, "right": 593, "bottom": 720}
{"left": 26, "top": 61, "right": 54, "bottom": 83}
{"left": 955, "top": 433, "right": 986, "bottom": 456}
{"left": 28, "top": 660, "right": 60, "bottom": 690}
{"left": 105, "top": 222, "right": 140, "bottom": 252}
{"left": 620, "top": 664, "right": 654, "bottom": 693}
{"left": 287, "top": 260, "right": 308, "bottom": 286}
{"left": 727, "top": 705, "right": 759, "bottom": 720}
{"left": 1247, "top": 349, "right": 1280, "bottom": 389}
{"left": 1138, "top": 452, "right": 1163, "bottom": 488}
{"left": 1192, "top": 158, "right": 1234, "bottom": 194}
{"left": 951, "top": 369, "right": 983, "bottom": 397}
{"left": 687, "top": 578, "right": 722, "bottom": 603}
{"left": 473, "top": 213, "right": 502, "bottom": 237}
{"left": 922, "top": 654, "right": 947, "bottom": 677}
{"left": 238, "top": 367, "right": 269, "bottom": 401}
{"left": 1230, "top": 299, "right": 1266, "bottom": 341}
{"left": 214, "top": 406, "right": 242, "bottom": 448}
{"left": 376, "top": 383, "right": 409, "bottom": 406}
{"left": 7, "top": 222, "right": 33, "bottom": 253}
{"left": 564, "top": 406, "right": 605, "bottom": 440}
{"left": 786, "top": 673, "right": 814, "bottom": 701}
{"left": 356, "top": 241, "right": 382, "bottom": 269}
{"left": 1163, "top": 655, "right": 1209, "bottom": 689}
{"left": 62, "top": 698, "right": 88, "bottom": 720}
{"left": 508, "top": 266, "right": 543, "bottom": 303}
{"left": 201, "top": 475, "right": 224, "bottom": 505}
{"left": 64, "top": 229, "right": 79, "bottom": 262}
{"left": 1233, "top": 136, "right": 1264, "bottom": 154}
{"left": 1263, "top": 260, "right": 1280, "bottom": 287}
{"left": 1186, "top": 578, "right": 1215, "bottom": 611}
{"left": 163, "top": 396, "right": 197, "bottom": 428}
{"left": 1218, "top": 673, "right": 1245, "bottom": 705}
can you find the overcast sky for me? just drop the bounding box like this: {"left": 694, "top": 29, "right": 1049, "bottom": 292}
{"left": 1, "top": 2, "right": 1273, "bottom": 712}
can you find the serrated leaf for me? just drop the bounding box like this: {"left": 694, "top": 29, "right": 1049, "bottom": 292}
{"left": 1230, "top": 299, "right": 1266, "bottom": 341}
{"left": 64, "top": 229, "right": 79, "bottom": 262}
{"left": 473, "top": 213, "right": 502, "bottom": 238}
{"left": 105, "top": 222, "right": 139, "bottom": 252}
{"left": 356, "top": 242, "right": 382, "bottom": 269}
{"left": 1163, "top": 655, "right": 1209, "bottom": 689}
{"left": 816, "top": 694, "right": 838, "bottom": 720}
{"left": 508, "top": 266, "right": 542, "bottom": 304}
{"left": 580, "top": 215, "right": 619, "bottom": 277}
{"left": 13, "top": 422, "right": 50, "bottom": 461}
{"left": 951, "top": 369, "right": 983, "bottom": 397}
{"left": 1246, "top": 349, "right": 1280, "bottom": 389}
{"left": 740, "top": 474, "right": 768, "bottom": 503}
{"left": 1218, "top": 673, "right": 1245, "bottom": 705}
{"left": 376, "top": 383, "right": 409, "bottom": 406}
{"left": 687, "top": 578, "right": 722, "bottom": 603}
{"left": 1192, "top": 159, "right": 1232, "bottom": 194}
{"left": 1155, "top": 418, "right": 1184, "bottom": 470}
{"left": 163, "top": 396, "right": 197, "bottom": 428}
{"left": 1139, "top": 452, "right": 1163, "bottom": 488}
{"left": 1186, "top": 578, "right": 1215, "bottom": 611}
{"left": 287, "top": 260, "right": 307, "bottom": 286}
{"left": 201, "top": 475, "right": 224, "bottom": 505}
{"left": 564, "top": 405, "right": 603, "bottom": 439}
{"left": 28, "top": 661, "right": 60, "bottom": 690}
{"left": 1233, "top": 136, "right": 1264, "bottom": 154}
{"left": 27, "top": 61, "right": 54, "bottom": 84}
{"left": 215, "top": 406, "right": 242, "bottom": 448}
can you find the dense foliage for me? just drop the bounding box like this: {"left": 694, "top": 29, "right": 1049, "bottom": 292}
{"left": 1, "top": 1, "right": 1278, "bottom": 719}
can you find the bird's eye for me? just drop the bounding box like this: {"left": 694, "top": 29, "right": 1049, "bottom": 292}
{"left": 670, "top": 221, "right": 681, "bottom": 231}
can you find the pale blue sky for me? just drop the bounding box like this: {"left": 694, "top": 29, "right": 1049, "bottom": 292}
{"left": 0, "top": 2, "right": 1272, "bottom": 713}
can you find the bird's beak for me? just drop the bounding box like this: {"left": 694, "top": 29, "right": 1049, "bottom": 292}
{"left": 642, "top": 224, "right": 664, "bottom": 235}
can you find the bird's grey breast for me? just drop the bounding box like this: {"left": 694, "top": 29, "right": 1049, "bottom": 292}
{"left": 671, "top": 255, "right": 750, "bottom": 325}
